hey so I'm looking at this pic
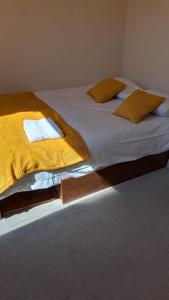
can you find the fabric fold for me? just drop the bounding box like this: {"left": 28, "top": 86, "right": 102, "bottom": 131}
{"left": 24, "top": 118, "right": 64, "bottom": 142}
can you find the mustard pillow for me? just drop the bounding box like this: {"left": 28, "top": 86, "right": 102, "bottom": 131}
{"left": 113, "top": 90, "right": 165, "bottom": 123}
{"left": 87, "top": 78, "right": 126, "bottom": 103}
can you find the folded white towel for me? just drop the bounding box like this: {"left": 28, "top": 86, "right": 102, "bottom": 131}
{"left": 24, "top": 118, "right": 64, "bottom": 142}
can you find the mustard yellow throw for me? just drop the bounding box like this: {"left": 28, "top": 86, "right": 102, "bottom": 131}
{"left": 0, "top": 92, "right": 89, "bottom": 194}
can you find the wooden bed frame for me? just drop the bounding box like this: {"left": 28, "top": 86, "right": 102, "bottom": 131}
{"left": 61, "top": 150, "right": 169, "bottom": 203}
{"left": 0, "top": 150, "right": 169, "bottom": 217}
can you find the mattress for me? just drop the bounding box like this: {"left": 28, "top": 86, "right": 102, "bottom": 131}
{"left": 1, "top": 84, "right": 169, "bottom": 200}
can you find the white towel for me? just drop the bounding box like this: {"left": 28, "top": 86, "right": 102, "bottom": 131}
{"left": 24, "top": 118, "right": 64, "bottom": 142}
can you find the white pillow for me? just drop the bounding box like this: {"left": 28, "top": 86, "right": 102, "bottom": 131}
{"left": 146, "top": 90, "right": 169, "bottom": 117}
{"left": 115, "top": 77, "right": 142, "bottom": 100}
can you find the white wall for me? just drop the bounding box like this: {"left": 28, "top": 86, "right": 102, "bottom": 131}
{"left": 121, "top": 0, "right": 169, "bottom": 93}
{"left": 0, "top": 0, "right": 126, "bottom": 93}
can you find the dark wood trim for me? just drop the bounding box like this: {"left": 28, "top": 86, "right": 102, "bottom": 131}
{"left": 61, "top": 151, "right": 169, "bottom": 203}
{"left": 0, "top": 187, "right": 58, "bottom": 218}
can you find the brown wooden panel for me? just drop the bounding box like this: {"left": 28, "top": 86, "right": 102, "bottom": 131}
{"left": 0, "top": 151, "right": 168, "bottom": 217}
{"left": 61, "top": 151, "right": 169, "bottom": 203}
{"left": 60, "top": 172, "right": 111, "bottom": 203}
{"left": 0, "top": 187, "right": 58, "bottom": 218}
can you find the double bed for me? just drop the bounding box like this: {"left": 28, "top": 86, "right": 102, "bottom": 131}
{"left": 1, "top": 84, "right": 169, "bottom": 204}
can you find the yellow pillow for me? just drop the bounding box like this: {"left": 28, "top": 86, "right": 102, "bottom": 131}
{"left": 87, "top": 78, "right": 126, "bottom": 103}
{"left": 113, "top": 90, "right": 165, "bottom": 123}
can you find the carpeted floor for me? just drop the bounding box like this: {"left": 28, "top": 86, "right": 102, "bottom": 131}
{"left": 1, "top": 168, "right": 169, "bottom": 300}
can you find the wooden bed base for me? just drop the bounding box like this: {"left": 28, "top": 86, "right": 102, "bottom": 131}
{"left": 0, "top": 151, "right": 169, "bottom": 217}
{"left": 61, "top": 151, "right": 169, "bottom": 203}
{"left": 0, "top": 187, "right": 58, "bottom": 218}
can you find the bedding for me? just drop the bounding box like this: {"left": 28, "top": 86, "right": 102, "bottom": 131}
{"left": 113, "top": 90, "right": 165, "bottom": 123}
{"left": 115, "top": 77, "right": 142, "bottom": 100}
{"left": 1, "top": 84, "right": 169, "bottom": 200}
{"left": 87, "top": 78, "right": 126, "bottom": 103}
{"left": 0, "top": 92, "right": 89, "bottom": 194}
{"left": 146, "top": 90, "right": 169, "bottom": 117}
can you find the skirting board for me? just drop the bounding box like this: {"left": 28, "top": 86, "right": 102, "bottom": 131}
{"left": 61, "top": 151, "right": 169, "bottom": 203}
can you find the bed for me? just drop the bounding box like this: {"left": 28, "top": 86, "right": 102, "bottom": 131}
{"left": 1, "top": 84, "right": 169, "bottom": 204}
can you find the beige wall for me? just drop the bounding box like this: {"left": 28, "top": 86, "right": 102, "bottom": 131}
{"left": 121, "top": 0, "right": 169, "bottom": 93}
{"left": 0, "top": 0, "right": 126, "bottom": 93}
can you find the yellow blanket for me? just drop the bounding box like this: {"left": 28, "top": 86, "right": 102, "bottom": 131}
{"left": 0, "top": 92, "right": 89, "bottom": 194}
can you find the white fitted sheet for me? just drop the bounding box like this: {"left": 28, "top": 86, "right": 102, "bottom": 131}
{"left": 1, "top": 84, "right": 169, "bottom": 200}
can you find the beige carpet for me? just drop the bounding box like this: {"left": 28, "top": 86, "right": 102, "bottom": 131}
{"left": 0, "top": 168, "right": 169, "bottom": 299}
